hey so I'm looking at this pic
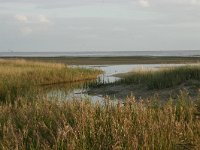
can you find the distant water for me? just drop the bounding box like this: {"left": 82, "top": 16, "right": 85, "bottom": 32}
{"left": 0, "top": 50, "right": 200, "bottom": 57}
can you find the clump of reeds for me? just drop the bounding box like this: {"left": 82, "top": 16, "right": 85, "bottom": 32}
{"left": 0, "top": 59, "right": 102, "bottom": 102}
{"left": 119, "top": 65, "right": 200, "bottom": 89}
{"left": 0, "top": 91, "right": 199, "bottom": 149}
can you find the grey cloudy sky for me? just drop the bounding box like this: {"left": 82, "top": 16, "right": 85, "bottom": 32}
{"left": 0, "top": 0, "right": 200, "bottom": 52}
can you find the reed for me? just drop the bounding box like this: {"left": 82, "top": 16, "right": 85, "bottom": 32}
{"left": 119, "top": 65, "right": 200, "bottom": 89}
{"left": 0, "top": 60, "right": 200, "bottom": 149}
{"left": 0, "top": 91, "right": 199, "bottom": 149}
{"left": 0, "top": 59, "right": 102, "bottom": 102}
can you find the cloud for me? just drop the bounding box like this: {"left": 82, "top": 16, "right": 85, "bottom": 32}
{"left": 138, "top": 0, "right": 150, "bottom": 7}
{"left": 14, "top": 14, "right": 51, "bottom": 35}
{"left": 1, "top": 0, "right": 200, "bottom": 51}
{"left": 112, "top": 27, "right": 127, "bottom": 32}
{"left": 38, "top": 15, "right": 50, "bottom": 23}
{"left": 190, "top": 0, "right": 200, "bottom": 5}
{"left": 151, "top": 0, "right": 200, "bottom": 6}
{"left": 15, "top": 14, "right": 50, "bottom": 24}
{"left": 15, "top": 14, "right": 28, "bottom": 23}
{"left": 20, "top": 27, "right": 32, "bottom": 35}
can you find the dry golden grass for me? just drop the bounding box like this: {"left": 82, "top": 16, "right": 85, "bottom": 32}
{"left": 0, "top": 59, "right": 102, "bottom": 102}
{"left": 0, "top": 91, "right": 199, "bottom": 149}
{"left": 0, "top": 59, "right": 200, "bottom": 149}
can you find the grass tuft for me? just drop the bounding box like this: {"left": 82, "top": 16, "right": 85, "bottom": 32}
{"left": 119, "top": 65, "right": 200, "bottom": 89}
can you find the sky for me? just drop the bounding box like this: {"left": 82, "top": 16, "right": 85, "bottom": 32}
{"left": 0, "top": 0, "right": 200, "bottom": 52}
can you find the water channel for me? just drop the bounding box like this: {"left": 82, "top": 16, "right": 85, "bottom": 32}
{"left": 47, "top": 64, "right": 186, "bottom": 102}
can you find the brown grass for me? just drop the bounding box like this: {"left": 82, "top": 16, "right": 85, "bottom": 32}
{"left": 0, "top": 91, "right": 200, "bottom": 149}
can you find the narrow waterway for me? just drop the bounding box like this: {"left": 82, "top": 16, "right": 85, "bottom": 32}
{"left": 47, "top": 64, "right": 186, "bottom": 102}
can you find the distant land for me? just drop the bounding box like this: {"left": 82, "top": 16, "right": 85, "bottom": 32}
{"left": 0, "top": 50, "right": 200, "bottom": 57}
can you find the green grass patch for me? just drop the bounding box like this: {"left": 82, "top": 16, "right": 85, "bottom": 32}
{"left": 0, "top": 59, "right": 102, "bottom": 102}
{"left": 119, "top": 65, "right": 200, "bottom": 89}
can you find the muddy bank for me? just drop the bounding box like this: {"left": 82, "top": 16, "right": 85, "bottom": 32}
{"left": 2, "top": 56, "right": 200, "bottom": 65}
{"left": 88, "top": 80, "right": 200, "bottom": 101}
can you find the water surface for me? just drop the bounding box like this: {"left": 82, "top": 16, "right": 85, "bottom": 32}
{"left": 79, "top": 64, "right": 185, "bottom": 83}
{"left": 1, "top": 50, "right": 200, "bottom": 57}
{"left": 47, "top": 64, "right": 187, "bottom": 102}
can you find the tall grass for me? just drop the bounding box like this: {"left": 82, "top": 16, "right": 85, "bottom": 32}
{"left": 0, "top": 60, "right": 200, "bottom": 149}
{"left": 119, "top": 65, "right": 200, "bottom": 89}
{"left": 0, "top": 91, "right": 199, "bottom": 149}
{"left": 0, "top": 59, "right": 102, "bottom": 102}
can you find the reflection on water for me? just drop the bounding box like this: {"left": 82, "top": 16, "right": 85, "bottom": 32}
{"left": 46, "top": 64, "right": 186, "bottom": 102}
{"left": 45, "top": 80, "right": 107, "bottom": 103}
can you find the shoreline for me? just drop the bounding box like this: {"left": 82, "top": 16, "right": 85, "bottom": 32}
{"left": 1, "top": 56, "right": 200, "bottom": 65}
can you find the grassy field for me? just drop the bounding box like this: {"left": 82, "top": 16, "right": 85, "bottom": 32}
{"left": 118, "top": 65, "right": 200, "bottom": 89}
{"left": 0, "top": 59, "right": 101, "bottom": 102}
{"left": 0, "top": 92, "right": 200, "bottom": 149}
{"left": 0, "top": 59, "right": 200, "bottom": 149}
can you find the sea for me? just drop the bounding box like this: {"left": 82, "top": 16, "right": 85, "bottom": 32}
{"left": 0, "top": 50, "right": 200, "bottom": 57}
